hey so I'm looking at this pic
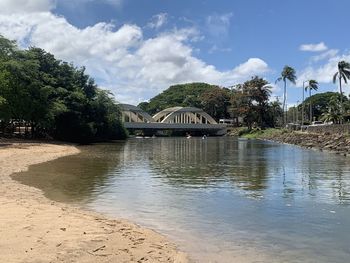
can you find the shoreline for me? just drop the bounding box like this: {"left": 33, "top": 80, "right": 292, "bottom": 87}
{"left": 230, "top": 127, "right": 350, "bottom": 156}
{"left": 0, "top": 141, "right": 188, "bottom": 263}
{"left": 257, "top": 130, "right": 350, "bottom": 156}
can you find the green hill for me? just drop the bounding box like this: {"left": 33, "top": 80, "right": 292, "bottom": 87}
{"left": 138, "top": 82, "right": 218, "bottom": 115}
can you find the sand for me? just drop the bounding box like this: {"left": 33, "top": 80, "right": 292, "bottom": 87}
{"left": 0, "top": 141, "right": 189, "bottom": 263}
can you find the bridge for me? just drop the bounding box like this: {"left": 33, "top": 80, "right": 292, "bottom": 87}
{"left": 119, "top": 104, "right": 227, "bottom": 136}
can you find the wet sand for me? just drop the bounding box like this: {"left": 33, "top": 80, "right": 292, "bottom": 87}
{"left": 0, "top": 141, "right": 188, "bottom": 263}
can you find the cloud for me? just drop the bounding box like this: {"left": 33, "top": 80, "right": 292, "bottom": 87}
{"left": 311, "top": 49, "right": 339, "bottom": 62}
{"left": 59, "top": 0, "right": 122, "bottom": 8}
{"left": 268, "top": 83, "right": 281, "bottom": 94}
{"left": 208, "top": 44, "right": 232, "bottom": 54}
{"left": 0, "top": 8, "right": 269, "bottom": 105}
{"left": 299, "top": 42, "right": 328, "bottom": 52}
{"left": 206, "top": 12, "right": 233, "bottom": 39}
{"left": 0, "top": 0, "right": 55, "bottom": 14}
{"left": 297, "top": 51, "right": 350, "bottom": 95}
{"left": 147, "top": 13, "right": 168, "bottom": 29}
{"left": 231, "top": 58, "right": 268, "bottom": 77}
{"left": 97, "top": 0, "right": 122, "bottom": 7}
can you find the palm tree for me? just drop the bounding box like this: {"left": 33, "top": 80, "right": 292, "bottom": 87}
{"left": 321, "top": 96, "right": 342, "bottom": 124}
{"left": 276, "top": 66, "right": 297, "bottom": 125}
{"left": 333, "top": 60, "right": 350, "bottom": 122}
{"left": 304, "top": 80, "right": 319, "bottom": 122}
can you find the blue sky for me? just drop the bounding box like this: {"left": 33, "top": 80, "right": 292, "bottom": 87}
{"left": 0, "top": 0, "right": 349, "bottom": 106}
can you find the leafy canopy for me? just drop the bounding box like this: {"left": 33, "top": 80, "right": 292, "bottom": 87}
{"left": 138, "top": 83, "right": 218, "bottom": 115}
{"left": 0, "top": 35, "right": 127, "bottom": 143}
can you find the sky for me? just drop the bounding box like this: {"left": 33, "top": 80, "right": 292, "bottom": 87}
{"left": 0, "top": 0, "right": 349, "bottom": 106}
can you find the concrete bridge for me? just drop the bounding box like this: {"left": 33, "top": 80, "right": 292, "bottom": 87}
{"left": 119, "top": 104, "right": 227, "bottom": 136}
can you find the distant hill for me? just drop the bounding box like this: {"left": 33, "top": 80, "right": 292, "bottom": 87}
{"left": 138, "top": 83, "right": 218, "bottom": 115}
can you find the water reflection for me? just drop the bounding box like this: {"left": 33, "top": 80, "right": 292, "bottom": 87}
{"left": 12, "top": 137, "right": 350, "bottom": 262}
{"left": 13, "top": 143, "right": 126, "bottom": 203}
{"left": 15, "top": 138, "right": 350, "bottom": 205}
{"left": 116, "top": 138, "right": 350, "bottom": 204}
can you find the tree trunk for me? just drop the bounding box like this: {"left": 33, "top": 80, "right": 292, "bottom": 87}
{"left": 31, "top": 122, "right": 35, "bottom": 138}
{"left": 302, "top": 82, "right": 305, "bottom": 125}
{"left": 339, "top": 76, "right": 343, "bottom": 124}
{"left": 283, "top": 80, "right": 287, "bottom": 126}
{"left": 309, "top": 89, "right": 312, "bottom": 122}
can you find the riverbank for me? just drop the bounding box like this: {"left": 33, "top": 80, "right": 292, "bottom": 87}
{"left": 240, "top": 128, "right": 350, "bottom": 156}
{"left": 0, "top": 141, "right": 188, "bottom": 263}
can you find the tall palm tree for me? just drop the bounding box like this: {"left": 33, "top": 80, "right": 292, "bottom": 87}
{"left": 276, "top": 66, "right": 297, "bottom": 125}
{"left": 333, "top": 60, "right": 350, "bottom": 122}
{"left": 304, "top": 80, "right": 319, "bottom": 122}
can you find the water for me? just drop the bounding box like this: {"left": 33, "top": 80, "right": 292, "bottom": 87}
{"left": 13, "top": 137, "right": 350, "bottom": 262}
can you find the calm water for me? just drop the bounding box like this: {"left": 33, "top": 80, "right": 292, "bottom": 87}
{"left": 14, "top": 138, "right": 350, "bottom": 262}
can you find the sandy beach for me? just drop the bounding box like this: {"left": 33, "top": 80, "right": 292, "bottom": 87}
{"left": 0, "top": 141, "right": 188, "bottom": 263}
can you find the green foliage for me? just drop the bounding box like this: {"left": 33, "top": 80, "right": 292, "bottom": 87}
{"left": 277, "top": 65, "right": 297, "bottom": 85}
{"left": 333, "top": 61, "right": 350, "bottom": 85}
{"left": 320, "top": 95, "right": 343, "bottom": 124}
{"left": 333, "top": 60, "right": 350, "bottom": 118}
{"left": 304, "top": 79, "right": 319, "bottom": 121}
{"left": 239, "top": 128, "right": 281, "bottom": 139}
{"left": 276, "top": 65, "right": 297, "bottom": 124}
{"left": 231, "top": 76, "right": 277, "bottom": 128}
{"left": 0, "top": 35, "right": 126, "bottom": 143}
{"left": 237, "top": 127, "right": 252, "bottom": 136}
{"left": 138, "top": 83, "right": 217, "bottom": 115}
{"left": 199, "top": 86, "right": 230, "bottom": 120}
{"left": 267, "top": 100, "right": 283, "bottom": 127}
{"left": 302, "top": 92, "right": 347, "bottom": 121}
{"left": 305, "top": 79, "right": 319, "bottom": 93}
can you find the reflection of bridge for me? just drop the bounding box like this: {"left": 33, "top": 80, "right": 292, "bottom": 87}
{"left": 119, "top": 104, "right": 227, "bottom": 135}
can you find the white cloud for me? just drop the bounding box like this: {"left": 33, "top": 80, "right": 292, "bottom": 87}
{"left": 0, "top": 0, "right": 55, "bottom": 14}
{"left": 97, "top": 0, "right": 122, "bottom": 7}
{"left": 297, "top": 51, "right": 350, "bottom": 94}
{"left": 268, "top": 83, "right": 281, "bottom": 94}
{"left": 299, "top": 42, "right": 328, "bottom": 52}
{"left": 232, "top": 58, "right": 268, "bottom": 76}
{"left": 311, "top": 49, "right": 339, "bottom": 62}
{"left": 147, "top": 13, "right": 168, "bottom": 29}
{"left": 0, "top": 8, "right": 270, "bottom": 105}
{"left": 206, "top": 12, "right": 233, "bottom": 38}
{"left": 59, "top": 0, "right": 122, "bottom": 8}
{"left": 208, "top": 45, "right": 232, "bottom": 54}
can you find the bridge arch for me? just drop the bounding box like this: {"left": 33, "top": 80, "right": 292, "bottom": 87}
{"left": 153, "top": 107, "right": 217, "bottom": 124}
{"left": 119, "top": 104, "right": 155, "bottom": 123}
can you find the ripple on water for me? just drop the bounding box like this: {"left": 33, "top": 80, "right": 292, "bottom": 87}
{"left": 13, "top": 138, "right": 350, "bottom": 263}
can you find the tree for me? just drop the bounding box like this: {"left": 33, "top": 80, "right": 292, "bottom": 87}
{"left": 333, "top": 60, "right": 350, "bottom": 122}
{"left": 304, "top": 80, "right": 319, "bottom": 122}
{"left": 302, "top": 92, "right": 347, "bottom": 121}
{"left": 276, "top": 66, "right": 297, "bottom": 125}
{"left": 138, "top": 83, "right": 216, "bottom": 114}
{"left": 200, "top": 86, "right": 230, "bottom": 120}
{"left": 230, "top": 76, "right": 273, "bottom": 128}
{"left": 0, "top": 35, "right": 127, "bottom": 142}
{"left": 267, "top": 100, "right": 283, "bottom": 127}
{"left": 244, "top": 76, "right": 272, "bottom": 127}
{"left": 321, "top": 95, "right": 343, "bottom": 124}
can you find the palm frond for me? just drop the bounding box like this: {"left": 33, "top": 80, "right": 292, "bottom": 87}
{"left": 275, "top": 77, "right": 282, "bottom": 84}
{"left": 343, "top": 69, "right": 350, "bottom": 79}
{"left": 281, "top": 65, "right": 297, "bottom": 84}
{"left": 333, "top": 72, "right": 339, "bottom": 83}
{"left": 342, "top": 73, "right": 348, "bottom": 84}
{"left": 309, "top": 79, "right": 319, "bottom": 90}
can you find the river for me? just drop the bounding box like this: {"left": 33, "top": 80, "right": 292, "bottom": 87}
{"left": 13, "top": 137, "right": 350, "bottom": 262}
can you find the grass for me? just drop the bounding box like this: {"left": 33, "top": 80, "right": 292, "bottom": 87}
{"left": 240, "top": 128, "right": 283, "bottom": 139}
